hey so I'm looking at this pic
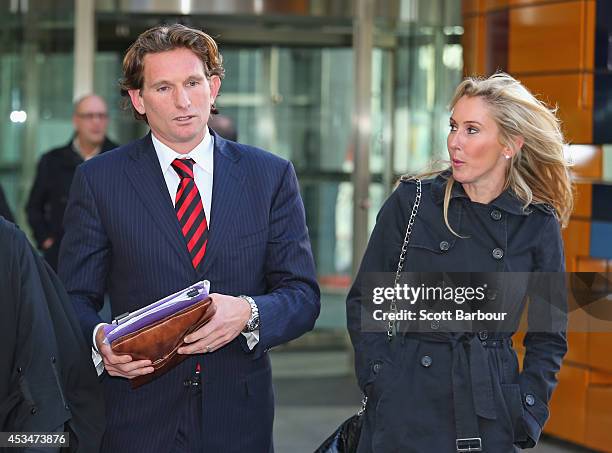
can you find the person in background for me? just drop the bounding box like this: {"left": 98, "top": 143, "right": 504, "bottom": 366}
{"left": 0, "top": 183, "right": 15, "bottom": 222}
{"left": 208, "top": 113, "right": 238, "bottom": 141}
{"left": 26, "top": 94, "right": 117, "bottom": 271}
{"left": 0, "top": 217, "right": 105, "bottom": 452}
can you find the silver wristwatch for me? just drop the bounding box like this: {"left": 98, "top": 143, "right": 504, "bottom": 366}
{"left": 240, "top": 295, "right": 260, "bottom": 332}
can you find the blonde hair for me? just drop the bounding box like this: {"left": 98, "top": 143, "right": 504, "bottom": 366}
{"left": 413, "top": 73, "right": 573, "bottom": 234}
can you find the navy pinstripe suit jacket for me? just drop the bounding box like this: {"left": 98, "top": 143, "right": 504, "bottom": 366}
{"left": 58, "top": 131, "right": 320, "bottom": 453}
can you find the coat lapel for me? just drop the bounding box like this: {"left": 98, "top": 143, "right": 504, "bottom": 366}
{"left": 124, "top": 134, "right": 193, "bottom": 268}
{"left": 198, "top": 132, "right": 245, "bottom": 278}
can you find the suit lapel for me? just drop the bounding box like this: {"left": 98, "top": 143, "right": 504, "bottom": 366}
{"left": 198, "top": 133, "right": 245, "bottom": 277}
{"left": 124, "top": 134, "right": 193, "bottom": 268}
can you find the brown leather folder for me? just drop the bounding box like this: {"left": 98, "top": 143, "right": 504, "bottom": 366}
{"left": 111, "top": 296, "right": 215, "bottom": 388}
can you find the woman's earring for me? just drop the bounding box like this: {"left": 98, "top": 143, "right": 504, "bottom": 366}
{"left": 504, "top": 155, "right": 511, "bottom": 160}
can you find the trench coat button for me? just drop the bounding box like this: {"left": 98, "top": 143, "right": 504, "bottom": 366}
{"left": 431, "top": 320, "right": 440, "bottom": 330}
{"left": 420, "top": 355, "right": 433, "bottom": 367}
{"left": 478, "top": 330, "right": 488, "bottom": 341}
{"left": 492, "top": 248, "right": 504, "bottom": 260}
{"left": 487, "top": 289, "right": 497, "bottom": 301}
{"left": 439, "top": 241, "right": 450, "bottom": 252}
{"left": 525, "top": 394, "right": 536, "bottom": 406}
{"left": 17, "top": 367, "right": 22, "bottom": 373}
{"left": 490, "top": 210, "right": 502, "bottom": 221}
{"left": 372, "top": 362, "right": 381, "bottom": 374}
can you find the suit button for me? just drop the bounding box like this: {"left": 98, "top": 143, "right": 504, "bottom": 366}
{"left": 420, "top": 355, "right": 433, "bottom": 368}
{"left": 31, "top": 407, "right": 37, "bottom": 415}
{"left": 487, "top": 289, "right": 497, "bottom": 301}
{"left": 490, "top": 210, "right": 502, "bottom": 221}
{"left": 17, "top": 367, "right": 22, "bottom": 373}
{"left": 525, "top": 394, "right": 536, "bottom": 407}
{"left": 478, "top": 330, "right": 488, "bottom": 341}
{"left": 372, "top": 362, "right": 381, "bottom": 374}
{"left": 431, "top": 320, "right": 440, "bottom": 330}
{"left": 51, "top": 356, "right": 56, "bottom": 363}
{"left": 183, "top": 379, "right": 191, "bottom": 387}
{"left": 439, "top": 241, "right": 450, "bottom": 251}
{"left": 492, "top": 248, "right": 504, "bottom": 260}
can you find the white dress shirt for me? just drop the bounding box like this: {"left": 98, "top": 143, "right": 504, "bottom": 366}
{"left": 92, "top": 129, "right": 258, "bottom": 375}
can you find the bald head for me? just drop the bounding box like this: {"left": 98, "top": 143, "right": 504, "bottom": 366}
{"left": 73, "top": 94, "right": 109, "bottom": 149}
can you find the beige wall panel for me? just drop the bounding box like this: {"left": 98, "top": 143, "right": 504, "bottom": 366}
{"left": 462, "top": 15, "right": 486, "bottom": 76}
{"left": 518, "top": 74, "right": 593, "bottom": 144}
{"left": 588, "top": 333, "right": 612, "bottom": 374}
{"left": 509, "top": 1, "right": 595, "bottom": 73}
{"left": 545, "top": 363, "right": 588, "bottom": 444}
{"left": 585, "top": 385, "right": 612, "bottom": 451}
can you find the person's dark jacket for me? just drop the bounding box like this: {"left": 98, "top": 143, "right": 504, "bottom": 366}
{"left": 0, "top": 184, "right": 15, "bottom": 223}
{"left": 0, "top": 218, "right": 105, "bottom": 452}
{"left": 347, "top": 173, "right": 567, "bottom": 452}
{"left": 26, "top": 137, "right": 116, "bottom": 270}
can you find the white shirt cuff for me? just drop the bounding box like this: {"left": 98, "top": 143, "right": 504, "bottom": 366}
{"left": 92, "top": 323, "right": 106, "bottom": 376}
{"left": 241, "top": 330, "right": 259, "bottom": 350}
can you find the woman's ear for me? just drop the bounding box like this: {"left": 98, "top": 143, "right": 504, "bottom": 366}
{"left": 504, "top": 135, "right": 524, "bottom": 159}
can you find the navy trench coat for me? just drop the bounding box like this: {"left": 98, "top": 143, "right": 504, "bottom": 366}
{"left": 346, "top": 173, "right": 567, "bottom": 452}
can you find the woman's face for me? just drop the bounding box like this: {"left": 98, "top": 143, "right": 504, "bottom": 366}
{"left": 447, "top": 95, "right": 510, "bottom": 187}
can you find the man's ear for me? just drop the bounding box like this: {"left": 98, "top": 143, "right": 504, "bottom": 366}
{"left": 209, "top": 76, "right": 221, "bottom": 104}
{"left": 128, "top": 89, "right": 146, "bottom": 115}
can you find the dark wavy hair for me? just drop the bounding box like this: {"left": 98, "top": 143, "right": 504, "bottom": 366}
{"left": 119, "top": 24, "right": 225, "bottom": 121}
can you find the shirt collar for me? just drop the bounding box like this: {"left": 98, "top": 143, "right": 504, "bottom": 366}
{"left": 72, "top": 136, "right": 102, "bottom": 160}
{"left": 152, "top": 128, "right": 214, "bottom": 175}
{"left": 430, "top": 169, "right": 531, "bottom": 216}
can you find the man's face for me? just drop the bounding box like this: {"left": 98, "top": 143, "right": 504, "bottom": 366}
{"left": 73, "top": 96, "right": 109, "bottom": 147}
{"left": 128, "top": 48, "right": 221, "bottom": 154}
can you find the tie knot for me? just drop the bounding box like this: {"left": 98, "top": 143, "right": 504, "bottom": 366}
{"left": 171, "top": 158, "right": 195, "bottom": 180}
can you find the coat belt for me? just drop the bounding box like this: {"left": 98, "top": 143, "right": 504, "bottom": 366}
{"left": 403, "top": 332, "right": 508, "bottom": 445}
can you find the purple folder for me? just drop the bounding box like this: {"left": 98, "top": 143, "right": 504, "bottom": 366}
{"left": 102, "top": 280, "right": 210, "bottom": 344}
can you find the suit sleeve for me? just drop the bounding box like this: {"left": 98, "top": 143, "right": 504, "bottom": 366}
{"left": 250, "top": 161, "right": 320, "bottom": 357}
{"left": 346, "top": 183, "right": 410, "bottom": 391}
{"left": 58, "top": 166, "right": 111, "bottom": 347}
{"left": 26, "top": 155, "right": 51, "bottom": 246}
{"left": 518, "top": 214, "right": 568, "bottom": 448}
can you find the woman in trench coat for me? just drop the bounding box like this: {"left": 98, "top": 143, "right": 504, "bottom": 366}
{"left": 346, "top": 73, "right": 572, "bottom": 452}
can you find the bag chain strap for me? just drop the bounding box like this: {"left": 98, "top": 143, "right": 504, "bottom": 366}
{"left": 387, "top": 178, "right": 422, "bottom": 340}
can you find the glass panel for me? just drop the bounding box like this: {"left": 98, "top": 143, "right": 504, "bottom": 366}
{"left": 604, "top": 145, "right": 612, "bottom": 182}
{"left": 314, "top": 181, "right": 385, "bottom": 329}
{"left": 392, "top": 25, "right": 463, "bottom": 176}
{"left": 94, "top": 51, "right": 146, "bottom": 144}
{"left": 217, "top": 46, "right": 353, "bottom": 173}
{"left": 217, "top": 46, "right": 355, "bottom": 288}
{"left": 0, "top": 0, "right": 75, "bottom": 224}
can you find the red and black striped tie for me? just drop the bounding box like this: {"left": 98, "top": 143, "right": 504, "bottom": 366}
{"left": 171, "top": 158, "right": 208, "bottom": 269}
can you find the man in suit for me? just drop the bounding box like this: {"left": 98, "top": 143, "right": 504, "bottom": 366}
{"left": 26, "top": 94, "right": 117, "bottom": 271}
{"left": 59, "top": 24, "right": 320, "bottom": 453}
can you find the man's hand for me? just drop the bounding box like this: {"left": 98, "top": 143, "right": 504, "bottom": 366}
{"left": 42, "top": 237, "right": 55, "bottom": 250}
{"left": 95, "top": 325, "right": 155, "bottom": 379}
{"left": 178, "top": 293, "right": 251, "bottom": 354}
